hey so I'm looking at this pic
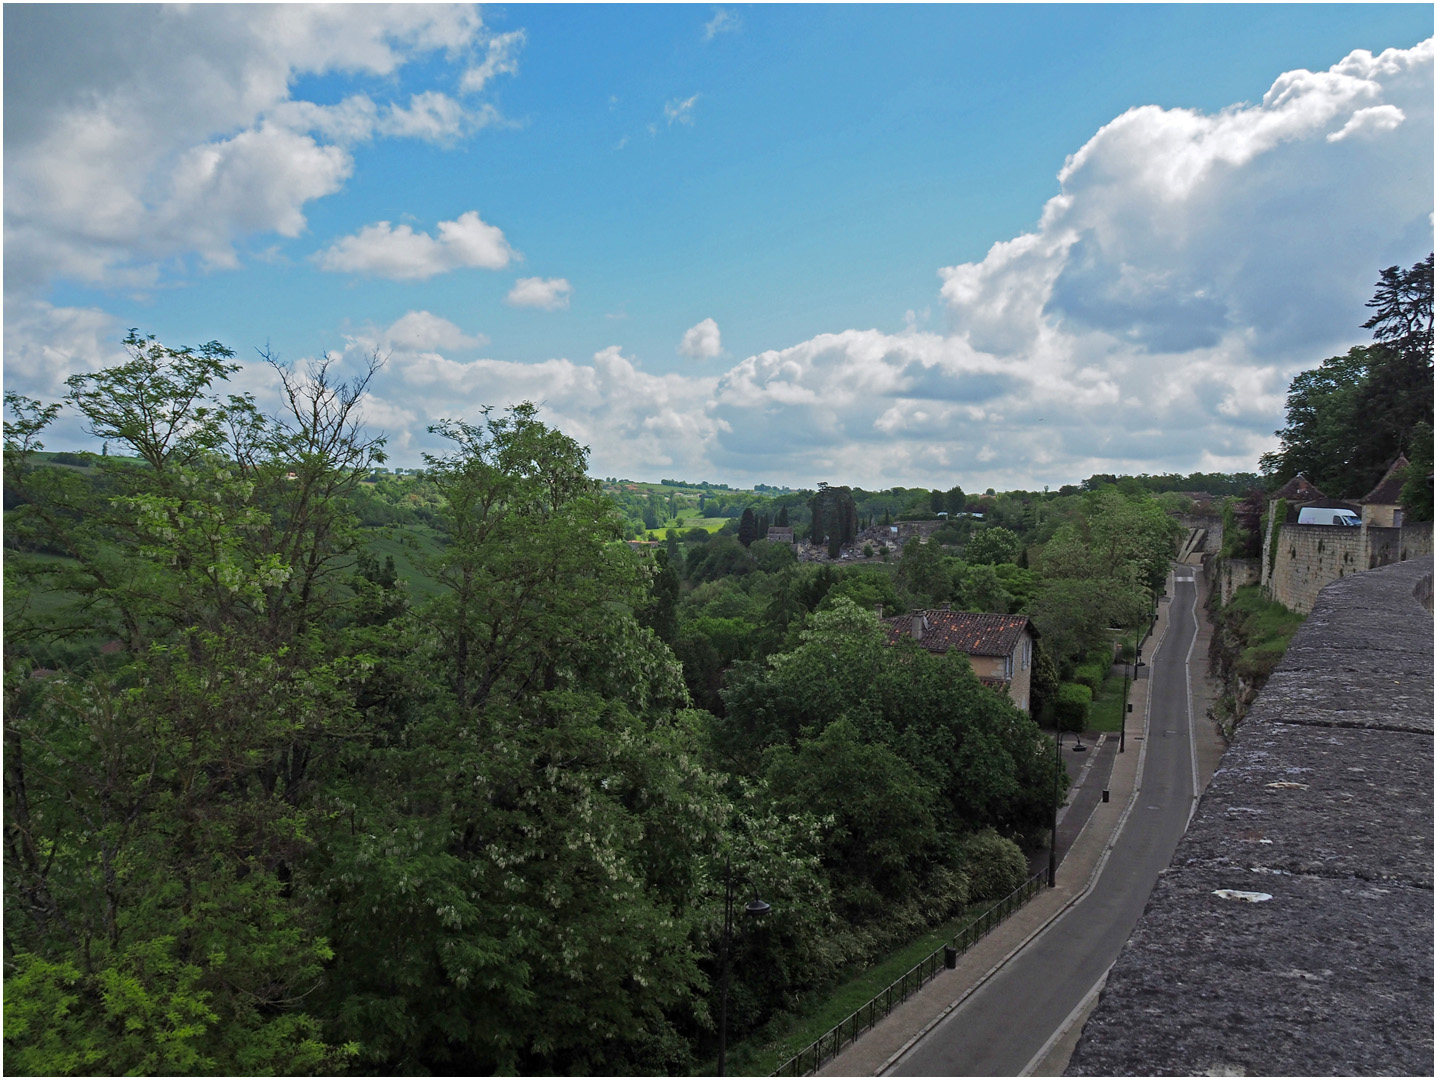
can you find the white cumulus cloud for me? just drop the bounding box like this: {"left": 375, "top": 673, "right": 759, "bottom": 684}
{"left": 703, "top": 39, "right": 1433, "bottom": 488}
{"left": 381, "top": 311, "right": 488, "bottom": 353}
{"left": 679, "top": 318, "right": 723, "bottom": 359}
{"left": 2, "top": 5, "right": 518, "bottom": 297}
{"left": 315, "top": 212, "right": 516, "bottom": 280}
{"left": 506, "top": 277, "right": 573, "bottom": 310}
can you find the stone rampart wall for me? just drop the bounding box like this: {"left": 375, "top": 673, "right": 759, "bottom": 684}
{"left": 1068, "top": 556, "right": 1434, "bottom": 1077}
{"left": 1215, "top": 556, "right": 1261, "bottom": 604}
{"left": 1176, "top": 513, "right": 1223, "bottom": 553}
{"left": 1266, "top": 523, "right": 1364, "bottom": 612}
{"left": 1400, "top": 519, "right": 1434, "bottom": 559}
{"left": 1262, "top": 517, "right": 1433, "bottom": 614}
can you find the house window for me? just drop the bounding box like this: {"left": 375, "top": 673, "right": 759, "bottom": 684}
{"left": 1004, "top": 653, "right": 1013, "bottom": 680}
{"left": 1022, "top": 637, "right": 1031, "bottom": 670}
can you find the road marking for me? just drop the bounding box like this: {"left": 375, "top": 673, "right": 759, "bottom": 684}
{"left": 1183, "top": 567, "right": 1201, "bottom": 824}
{"left": 1018, "top": 964, "right": 1114, "bottom": 1077}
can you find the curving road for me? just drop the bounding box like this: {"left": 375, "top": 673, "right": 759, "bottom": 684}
{"left": 889, "top": 567, "right": 1201, "bottom": 1077}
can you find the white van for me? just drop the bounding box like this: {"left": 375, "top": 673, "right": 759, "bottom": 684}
{"left": 1297, "top": 507, "right": 1361, "bottom": 526}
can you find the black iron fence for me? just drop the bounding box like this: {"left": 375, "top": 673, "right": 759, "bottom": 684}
{"left": 771, "top": 870, "right": 1047, "bottom": 1077}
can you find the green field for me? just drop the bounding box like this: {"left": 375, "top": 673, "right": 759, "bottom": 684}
{"left": 359, "top": 525, "right": 446, "bottom": 601}
{"left": 643, "top": 515, "right": 731, "bottom": 540}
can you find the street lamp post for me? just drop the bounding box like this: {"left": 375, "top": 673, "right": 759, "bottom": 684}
{"left": 718, "top": 856, "right": 771, "bottom": 1077}
{"left": 1048, "top": 730, "right": 1088, "bottom": 888}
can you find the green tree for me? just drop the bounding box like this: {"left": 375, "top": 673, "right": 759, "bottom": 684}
{"left": 1400, "top": 422, "right": 1433, "bottom": 522}
{"left": 897, "top": 537, "right": 950, "bottom": 606}
{"left": 738, "top": 507, "right": 759, "bottom": 547}
{"left": 1262, "top": 254, "right": 1433, "bottom": 497}
{"left": 964, "top": 525, "right": 1021, "bottom": 565}
{"left": 952, "top": 561, "right": 1015, "bottom": 613}
{"left": 316, "top": 405, "right": 730, "bottom": 1073}
{"left": 4, "top": 336, "right": 386, "bottom": 1072}
{"left": 764, "top": 718, "right": 942, "bottom": 918}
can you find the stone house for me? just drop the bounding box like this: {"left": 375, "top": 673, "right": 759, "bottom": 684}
{"left": 883, "top": 609, "right": 1039, "bottom": 713}
{"left": 765, "top": 526, "right": 796, "bottom": 545}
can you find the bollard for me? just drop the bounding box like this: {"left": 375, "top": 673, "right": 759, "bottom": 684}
{"left": 944, "top": 945, "right": 958, "bottom": 969}
{"left": 1102, "top": 789, "right": 1110, "bottom": 802}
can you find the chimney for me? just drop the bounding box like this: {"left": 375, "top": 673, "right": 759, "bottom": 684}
{"left": 910, "top": 611, "right": 926, "bottom": 640}
{"left": 874, "top": 603, "right": 886, "bottom": 618}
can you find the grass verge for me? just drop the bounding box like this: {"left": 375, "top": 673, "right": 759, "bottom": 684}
{"left": 714, "top": 897, "right": 1023, "bottom": 1077}
{"left": 1087, "top": 669, "right": 1129, "bottom": 733}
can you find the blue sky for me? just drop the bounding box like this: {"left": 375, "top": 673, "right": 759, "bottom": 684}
{"left": 5, "top": 4, "right": 1433, "bottom": 490}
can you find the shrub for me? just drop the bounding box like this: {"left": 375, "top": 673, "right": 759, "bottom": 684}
{"left": 956, "top": 828, "right": 1029, "bottom": 902}
{"left": 1072, "top": 663, "right": 1105, "bottom": 693}
{"left": 1055, "top": 682, "right": 1092, "bottom": 731}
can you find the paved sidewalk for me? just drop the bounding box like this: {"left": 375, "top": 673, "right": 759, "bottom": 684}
{"left": 816, "top": 577, "right": 1180, "bottom": 1077}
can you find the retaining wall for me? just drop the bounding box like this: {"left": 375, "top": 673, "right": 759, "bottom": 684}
{"left": 1263, "top": 517, "right": 1433, "bottom": 614}
{"left": 1067, "top": 556, "right": 1434, "bottom": 1077}
{"left": 1216, "top": 556, "right": 1261, "bottom": 604}
{"left": 1176, "top": 513, "right": 1223, "bottom": 553}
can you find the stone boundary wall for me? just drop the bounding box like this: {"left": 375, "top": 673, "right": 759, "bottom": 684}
{"left": 1216, "top": 556, "right": 1261, "bottom": 604}
{"left": 1262, "top": 518, "right": 1433, "bottom": 614}
{"left": 1067, "top": 556, "right": 1434, "bottom": 1077}
{"left": 1266, "top": 523, "right": 1364, "bottom": 612}
{"left": 1401, "top": 519, "right": 1434, "bottom": 559}
{"left": 1176, "top": 513, "right": 1223, "bottom": 553}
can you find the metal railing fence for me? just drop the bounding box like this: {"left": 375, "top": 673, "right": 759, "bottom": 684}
{"left": 771, "top": 870, "right": 1047, "bottom": 1077}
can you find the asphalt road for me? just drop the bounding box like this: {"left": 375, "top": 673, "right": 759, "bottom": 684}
{"left": 889, "top": 568, "right": 1201, "bottom": 1077}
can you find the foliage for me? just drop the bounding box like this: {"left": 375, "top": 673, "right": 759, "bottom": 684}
{"left": 896, "top": 537, "right": 950, "bottom": 606}
{"left": 1210, "top": 585, "right": 1305, "bottom": 691}
{"left": 1071, "top": 662, "right": 1106, "bottom": 693}
{"left": 720, "top": 599, "right": 1058, "bottom": 840}
{"left": 1028, "top": 641, "right": 1061, "bottom": 722}
{"left": 764, "top": 718, "right": 941, "bottom": 918}
{"left": 964, "top": 526, "right": 1021, "bottom": 565}
{"left": 809, "top": 484, "right": 858, "bottom": 548}
{"left": 952, "top": 561, "right": 1015, "bottom": 614}
{"left": 1220, "top": 491, "right": 1264, "bottom": 559}
{"left": 954, "top": 829, "right": 1029, "bottom": 903}
{"left": 1399, "top": 422, "right": 1432, "bottom": 522}
{"left": 4, "top": 336, "right": 387, "bottom": 1071}
{"left": 1262, "top": 255, "right": 1433, "bottom": 497}
{"left": 1054, "top": 682, "right": 1093, "bottom": 731}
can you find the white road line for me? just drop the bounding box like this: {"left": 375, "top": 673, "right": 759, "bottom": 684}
{"left": 1017, "top": 964, "right": 1114, "bottom": 1077}
{"left": 1182, "top": 567, "right": 1201, "bottom": 825}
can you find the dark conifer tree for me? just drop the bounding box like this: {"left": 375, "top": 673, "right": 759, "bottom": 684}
{"left": 738, "top": 507, "right": 758, "bottom": 547}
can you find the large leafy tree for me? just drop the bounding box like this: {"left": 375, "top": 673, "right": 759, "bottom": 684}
{"left": 964, "top": 525, "right": 1021, "bottom": 566}
{"left": 1262, "top": 254, "right": 1433, "bottom": 497}
{"left": 310, "top": 403, "right": 741, "bottom": 1074}
{"left": 4, "top": 335, "right": 384, "bottom": 1072}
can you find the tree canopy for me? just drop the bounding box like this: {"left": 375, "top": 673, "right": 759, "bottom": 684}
{"left": 1262, "top": 254, "right": 1433, "bottom": 498}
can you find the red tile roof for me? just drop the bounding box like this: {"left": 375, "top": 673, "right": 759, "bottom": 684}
{"left": 883, "top": 610, "right": 1038, "bottom": 657}
{"left": 1270, "top": 473, "right": 1325, "bottom": 502}
{"left": 1361, "top": 455, "right": 1409, "bottom": 505}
